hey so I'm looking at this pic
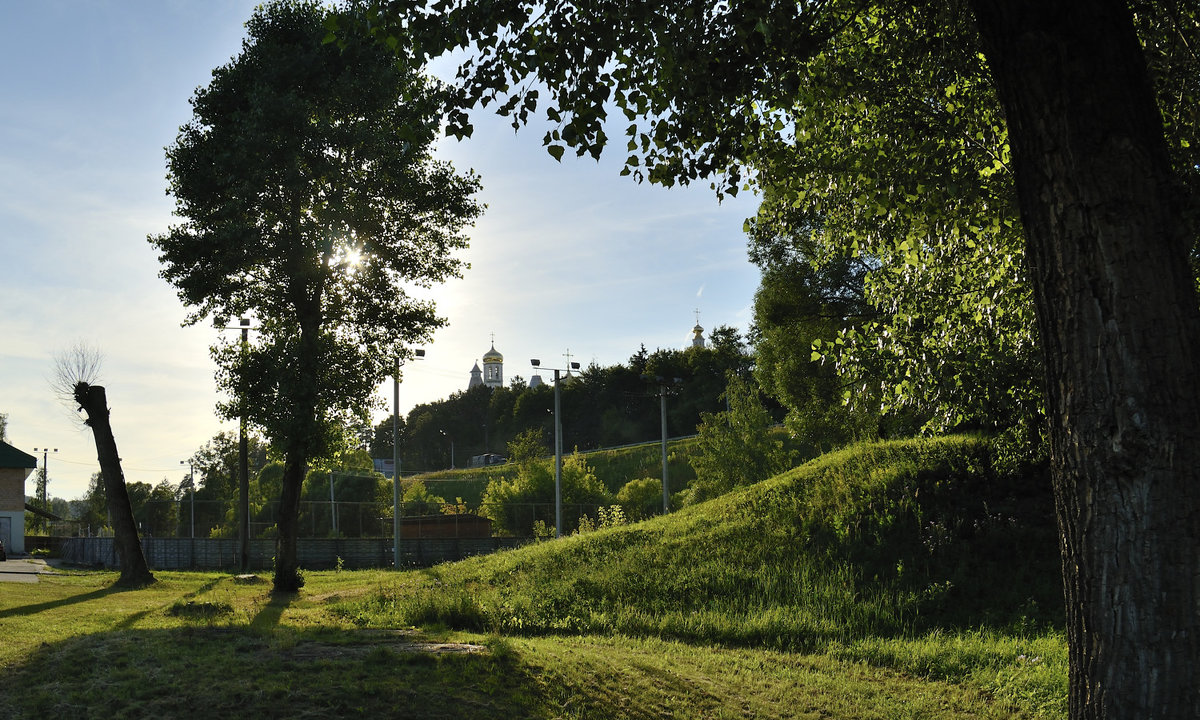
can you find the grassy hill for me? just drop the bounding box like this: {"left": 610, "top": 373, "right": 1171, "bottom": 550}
{"left": 340, "top": 435, "right": 1066, "bottom": 714}
{"left": 355, "top": 436, "right": 1060, "bottom": 643}
{"left": 0, "top": 435, "right": 1067, "bottom": 718}
{"left": 412, "top": 427, "right": 805, "bottom": 505}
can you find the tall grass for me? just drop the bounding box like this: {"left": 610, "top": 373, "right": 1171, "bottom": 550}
{"left": 343, "top": 437, "right": 1059, "bottom": 646}
{"left": 336, "top": 436, "right": 1068, "bottom": 715}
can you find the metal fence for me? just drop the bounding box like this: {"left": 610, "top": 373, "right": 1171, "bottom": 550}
{"left": 59, "top": 535, "right": 528, "bottom": 571}
{"left": 70, "top": 500, "right": 613, "bottom": 540}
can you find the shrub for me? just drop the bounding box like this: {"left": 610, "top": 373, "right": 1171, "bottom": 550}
{"left": 688, "top": 372, "right": 793, "bottom": 503}
{"left": 481, "top": 452, "right": 612, "bottom": 536}
{"left": 617, "top": 477, "right": 665, "bottom": 519}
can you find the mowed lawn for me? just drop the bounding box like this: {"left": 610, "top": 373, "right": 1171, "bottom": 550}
{"left": 0, "top": 568, "right": 1043, "bottom": 719}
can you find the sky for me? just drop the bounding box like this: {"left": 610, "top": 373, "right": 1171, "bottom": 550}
{"left": 0, "top": 1, "right": 761, "bottom": 501}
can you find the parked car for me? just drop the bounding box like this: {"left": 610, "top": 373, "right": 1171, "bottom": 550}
{"left": 469, "top": 453, "right": 508, "bottom": 468}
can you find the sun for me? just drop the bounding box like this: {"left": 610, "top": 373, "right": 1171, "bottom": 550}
{"left": 331, "top": 245, "right": 364, "bottom": 275}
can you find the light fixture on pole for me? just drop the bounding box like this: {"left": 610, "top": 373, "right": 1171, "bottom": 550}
{"left": 531, "top": 357, "right": 579, "bottom": 538}
{"left": 179, "top": 460, "right": 196, "bottom": 538}
{"left": 31, "top": 447, "right": 58, "bottom": 511}
{"left": 218, "top": 315, "right": 253, "bottom": 571}
{"left": 393, "top": 348, "right": 424, "bottom": 569}
{"left": 439, "top": 430, "right": 455, "bottom": 469}
{"left": 642, "top": 375, "right": 683, "bottom": 513}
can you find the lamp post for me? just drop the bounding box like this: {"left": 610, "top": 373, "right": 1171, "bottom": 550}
{"left": 179, "top": 460, "right": 195, "bottom": 538}
{"left": 643, "top": 376, "right": 683, "bottom": 513}
{"left": 439, "top": 430, "right": 455, "bottom": 469}
{"left": 218, "top": 316, "right": 253, "bottom": 570}
{"left": 393, "top": 348, "right": 424, "bottom": 569}
{"left": 32, "top": 447, "right": 57, "bottom": 533}
{"left": 531, "top": 357, "right": 579, "bottom": 538}
{"left": 31, "top": 447, "right": 57, "bottom": 510}
{"left": 237, "top": 318, "right": 250, "bottom": 570}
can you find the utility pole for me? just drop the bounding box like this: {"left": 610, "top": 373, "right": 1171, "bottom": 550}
{"left": 218, "top": 316, "right": 253, "bottom": 570}
{"left": 179, "top": 459, "right": 195, "bottom": 538}
{"left": 440, "top": 430, "right": 455, "bottom": 469}
{"left": 660, "top": 383, "right": 669, "bottom": 513}
{"left": 32, "top": 447, "right": 57, "bottom": 532}
{"left": 238, "top": 318, "right": 250, "bottom": 570}
{"left": 642, "top": 375, "right": 682, "bottom": 513}
{"left": 532, "top": 357, "right": 580, "bottom": 538}
{"left": 392, "top": 349, "right": 423, "bottom": 568}
{"left": 31, "top": 447, "right": 57, "bottom": 507}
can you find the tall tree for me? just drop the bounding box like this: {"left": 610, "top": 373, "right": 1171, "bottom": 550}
{"left": 746, "top": 197, "right": 890, "bottom": 450}
{"left": 351, "top": 1, "right": 1200, "bottom": 715}
{"left": 152, "top": 0, "right": 482, "bottom": 592}
{"left": 740, "top": 6, "right": 1043, "bottom": 455}
{"left": 74, "top": 383, "right": 154, "bottom": 585}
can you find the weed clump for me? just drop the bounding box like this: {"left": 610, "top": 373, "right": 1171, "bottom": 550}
{"left": 168, "top": 600, "right": 234, "bottom": 620}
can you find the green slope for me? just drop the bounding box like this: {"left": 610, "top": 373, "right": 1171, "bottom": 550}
{"left": 345, "top": 435, "right": 1061, "bottom": 650}
{"left": 410, "top": 436, "right": 706, "bottom": 505}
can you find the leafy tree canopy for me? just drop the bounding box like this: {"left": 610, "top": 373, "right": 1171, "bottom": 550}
{"left": 152, "top": 0, "right": 482, "bottom": 590}
{"left": 152, "top": 0, "right": 481, "bottom": 459}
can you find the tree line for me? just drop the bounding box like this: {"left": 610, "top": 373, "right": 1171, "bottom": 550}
{"left": 368, "top": 327, "right": 759, "bottom": 473}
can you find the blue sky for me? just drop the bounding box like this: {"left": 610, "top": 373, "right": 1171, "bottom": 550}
{"left": 0, "top": 1, "right": 761, "bottom": 500}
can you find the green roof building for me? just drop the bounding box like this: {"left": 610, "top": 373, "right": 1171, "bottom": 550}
{"left": 0, "top": 440, "right": 38, "bottom": 555}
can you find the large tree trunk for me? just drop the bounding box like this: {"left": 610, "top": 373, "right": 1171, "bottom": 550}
{"left": 75, "top": 383, "right": 155, "bottom": 587}
{"left": 272, "top": 274, "right": 325, "bottom": 594}
{"left": 274, "top": 451, "right": 306, "bottom": 592}
{"left": 969, "top": 1, "right": 1200, "bottom": 717}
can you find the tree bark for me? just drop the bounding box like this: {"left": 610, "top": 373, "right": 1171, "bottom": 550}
{"left": 272, "top": 268, "right": 326, "bottom": 594}
{"left": 968, "top": 1, "right": 1200, "bottom": 717}
{"left": 75, "top": 384, "right": 155, "bottom": 587}
{"left": 274, "top": 452, "right": 305, "bottom": 592}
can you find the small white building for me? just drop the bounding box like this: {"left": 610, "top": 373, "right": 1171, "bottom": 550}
{"left": 0, "top": 441, "right": 37, "bottom": 555}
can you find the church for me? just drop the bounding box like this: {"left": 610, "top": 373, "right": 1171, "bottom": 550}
{"left": 465, "top": 315, "right": 707, "bottom": 392}
{"left": 467, "top": 341, "right": 504, "bottom": 390}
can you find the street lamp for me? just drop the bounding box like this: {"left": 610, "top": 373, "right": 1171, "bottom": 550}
{"left": 393, "top": 348, "right": 424, "bottom": 569}
{"left": 531, "top": 357, "right": 579, "bottom": 538}
{"left": 31, "top": 448, "right": 58, "bottom": 510}
{"left": 218, "top": 315, "right": 253, "bottom": 570}
{"left": 439, "top": 430, "right": 455, "bottom": 469}
{"left": 179, "top": 460, "right": 195, "bottom": 538}
{"left": 642, "top": 375, "right": 683, "bottom": 513}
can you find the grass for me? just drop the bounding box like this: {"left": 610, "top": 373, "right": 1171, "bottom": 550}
{"left": 0, "top": 570, "right": 1059, "bottom": 719}
{"left": 354, "top": 437, "right": 1060, "bottom": 644}
{"left": 0, "top": 436, "right": 1067, "bottom": 718}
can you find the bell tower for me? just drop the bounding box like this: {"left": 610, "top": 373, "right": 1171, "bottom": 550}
{"left": 482, "top": 334, "right": 503, "bottom": 388}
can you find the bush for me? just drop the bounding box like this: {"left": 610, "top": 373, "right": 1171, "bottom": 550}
{"left": 688, "top": 372, "right": 793, "bottom": 503}
{"left": 481, "top": 451, "right": 612, "bottom": 536}
{"left": 617, "top": 477, "right": 665, "bottom": 519}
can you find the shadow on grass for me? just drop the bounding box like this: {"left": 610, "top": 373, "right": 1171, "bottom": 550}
{"left": 249, "top": 592, "right": 292, "bottom": 633}
{"left": 0, "top": 586, "right": 122, "bottom": 620}
{"left": 1, "top": 627, "right": 551, "bottom": 720}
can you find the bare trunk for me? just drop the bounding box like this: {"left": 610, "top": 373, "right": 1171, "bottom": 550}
{"left": 969, "top": 0, "right": 1200, "bottom": 717}
{"left": 273, "top": 452, "right": 305, "bottom": 592}
{"left": 272, "top": 266, "right": 325, "bottom": 593}
{"left": 76, "top": 384, "right": 155, "bottom": 587}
